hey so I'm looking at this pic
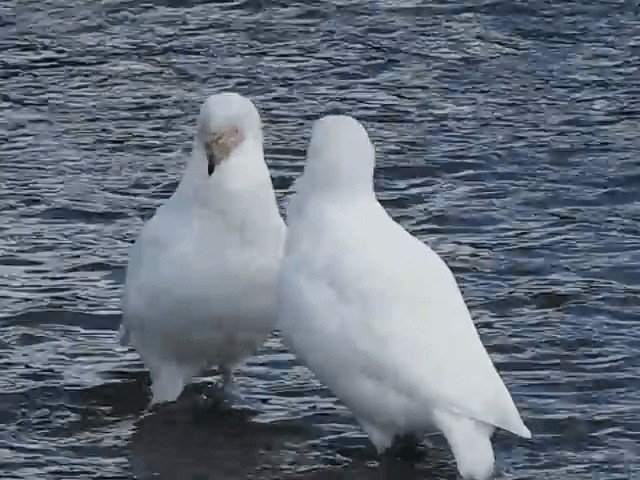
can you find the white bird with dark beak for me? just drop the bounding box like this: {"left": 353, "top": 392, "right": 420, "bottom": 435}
{"left": 277, "top": 115, "right": 531, "bottom": 480}
{"left": 120, "top": 93, "right": 286, "bottom": 407}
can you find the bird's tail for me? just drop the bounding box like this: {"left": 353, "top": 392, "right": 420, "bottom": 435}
{"left": 434, "top": 409, "right": 496, "bottom": 480}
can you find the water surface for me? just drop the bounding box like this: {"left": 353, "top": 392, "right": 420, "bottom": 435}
{"left": 1, "top": 1, "right": 639, "bottom": 478}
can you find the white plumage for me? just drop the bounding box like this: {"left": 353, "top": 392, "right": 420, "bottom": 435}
{"left": 120, "top": 93, "right": 286, "bottom": 405}
{"left": 277, "top": 115, "right": 531, "bottom": 480}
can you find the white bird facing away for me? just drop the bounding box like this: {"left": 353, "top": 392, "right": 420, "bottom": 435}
{"left": 119, "top": 92, "right": 286, "bottom": 406}
{"left": 277, "top": 115, "right": 531, "bottom": 480}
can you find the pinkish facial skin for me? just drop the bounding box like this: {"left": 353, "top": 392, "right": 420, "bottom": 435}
{"left": 206, "top": 126, "right": 245, "bottom": 175}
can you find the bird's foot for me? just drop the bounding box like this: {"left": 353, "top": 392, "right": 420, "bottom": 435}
{"left": 386, "top": 434, "right": 424, "bottom": 461}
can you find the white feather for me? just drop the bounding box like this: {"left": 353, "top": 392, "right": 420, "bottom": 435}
{"left": 277, "top": 115, "right": 530, "bottom": 480}
{"left": 120, "top": 93, "right": 286, "bottom": 405}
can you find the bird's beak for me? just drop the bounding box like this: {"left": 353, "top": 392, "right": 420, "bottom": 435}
{"left": 207, "top": 151, "right": 215, "bottom": 175}
{"left": 205, "top": 126, "right": 243, "bottom": 176}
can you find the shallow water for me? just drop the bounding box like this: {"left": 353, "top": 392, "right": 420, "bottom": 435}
{"left": 1, "top": 0, "right": 639, "bottom": 478}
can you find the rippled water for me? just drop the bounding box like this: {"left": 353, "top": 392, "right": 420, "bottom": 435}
{"left": 1, "top": 0, "right": 639, "bottom": 478}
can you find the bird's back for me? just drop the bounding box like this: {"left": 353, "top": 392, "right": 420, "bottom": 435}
{"left": 279, "top": 195, "right": 529, "bottom": 438}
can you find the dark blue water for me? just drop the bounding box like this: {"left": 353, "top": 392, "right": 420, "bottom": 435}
{"left": 1, "top": 1, "right": 639, "bottom": 478}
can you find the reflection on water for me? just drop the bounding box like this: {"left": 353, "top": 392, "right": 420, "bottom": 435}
{"left": 128, "top": 386, "right": 459, "bottom": 480}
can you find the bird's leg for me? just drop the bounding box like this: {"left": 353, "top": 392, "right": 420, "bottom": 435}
{"left": 219, "top": 365, "right": 263, "bottom": 412}
{"left": 220, "top": 366, "right": 237, "bottom": 395}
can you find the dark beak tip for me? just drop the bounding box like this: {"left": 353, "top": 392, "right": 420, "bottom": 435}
{"left": 206, "top": 150, "right": 215, "bottom": 176}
